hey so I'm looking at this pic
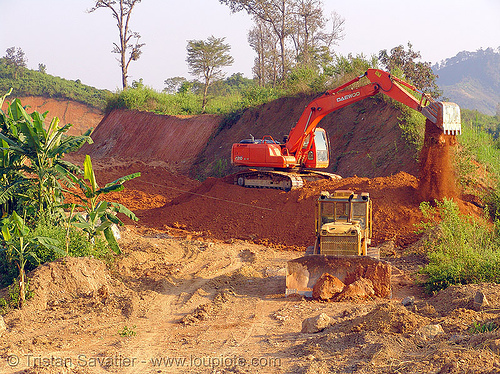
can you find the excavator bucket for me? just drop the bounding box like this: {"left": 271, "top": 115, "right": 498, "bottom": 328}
{"left": 422, "top": 101, "right": 461, "bottom": 135}
{"left": 286, "top": 255, "right": 392, "bottom": 299}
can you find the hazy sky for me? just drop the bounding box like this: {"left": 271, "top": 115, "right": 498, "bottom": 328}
{"left": 1, "top": 0, "right": 500, "bottom": 92}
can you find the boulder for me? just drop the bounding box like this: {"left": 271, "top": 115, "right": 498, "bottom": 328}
{"left": 301, "top": 313, "right": 331, "bottom": 333}
{"left": 312, "top": 273, "right": 345, "bottom": 300}
{"left": 473, "top": 291, "right": 489, "bottom": 311}
{"left": 417, "top": 324, "right": 444, "bottom": 340}
{"left": 335, "top": 278, "right": 375, "bottom": 301}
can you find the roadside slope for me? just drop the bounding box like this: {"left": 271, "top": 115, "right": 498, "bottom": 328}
{"left": 1, "top": 96, "right": 103, "bottom": 135}
{"left": 79, "top": 109, "right": 221, "bottom": 174}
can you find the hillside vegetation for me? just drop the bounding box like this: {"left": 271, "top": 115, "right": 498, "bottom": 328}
{"left": 0, "top": 58, "right": 109, "bottom": 110}
{"left": 434, "top": 48, "right": 500, "bottom": 115}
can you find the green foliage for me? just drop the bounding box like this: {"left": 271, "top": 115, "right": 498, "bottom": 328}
{"left": 457, "top": 109, "right": 500, "bottom": 220}
{"left": 469, "top": 321, "right": 499, "bottom": 334}
{"left": 395, "top": 103, "right": 426, "bottom": 154}
{"left": 28, "top": 219, "right": 109, "bottom": 266}
{"left": 0, "top": 58, "right": 109, "bottom": 109}
{"left": 66, "top": 155, "right": 139, "bottom": 254}
{"left": 0, "top": 280, "right": 34, "bottom": 314}
{"left": 118, "top": 325, "right": 137, "bottom": 337}
{"left": 0, "top": 211, "right": 61, "bottom": 306}
{"left": 0, "top": 97, "right": 93, "bottom": 220}
{"left": 419, "top": 199, "right": 500, "bottom": 293}
{"left": 379, "top": 42, "right": 441, "bottom": 98}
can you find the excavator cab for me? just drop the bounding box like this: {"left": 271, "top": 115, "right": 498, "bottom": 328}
{"left": 303, "top": 128, "right": 330, "bottom": 169}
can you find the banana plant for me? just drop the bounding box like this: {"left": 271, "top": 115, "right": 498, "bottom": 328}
{"left": 65, "top": 155, "right": 140, "bottom": 254}
{"left": 0, "top": 211, "right": 61, "bottom": 307}
{"left": 0, "top": 96, "right": 93, "bottom": 219}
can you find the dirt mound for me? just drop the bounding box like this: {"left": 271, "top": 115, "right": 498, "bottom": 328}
{"left": 79, "top": 109, "right": 221, "bottom": 174}
{"left": 135, "top": 171, "right": 424, "bottom": 248}
{"left": 347, "top": 302, "right": 430, "bottom": 334}
{"left": 427, "top": 283, "right": 500, "bottom": 315}
{"left": 22, "top": 257, "right": 145, "bottom": 323}
{"left": 1, "top": 96, "right": 103, "bottom": 136}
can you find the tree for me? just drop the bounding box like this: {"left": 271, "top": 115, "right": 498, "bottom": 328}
{"left": 163, "top": 77, "right": 188, "bottom": 94}
{"left": 221, "top": 0, "right": 294, "bottom": 81}
{"left": 291, "top": 1, "right": 344, "bottom": 69}
{"left": 248, "top": 18, "right": 280, "bottom": 86}
{"left": 186, "top": 36, "right": 234, "bottom": 112}
{"left": 222, "top": 0, "right": 344, "bottom": 86}
{"left": 38, "top": 63, "right": 47, "bottom": 74}
{"left": 4, "top": 47, "right": 27, "bottom": 79}
{"left": 379, "top": 42, "right": 441, "bottom": 98}
{"left": 89, "top": 0, "right": 145, "bottom": 90}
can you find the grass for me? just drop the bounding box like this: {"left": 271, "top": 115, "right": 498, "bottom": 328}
{"left": 419, "top": 199, "right": 500, "bottom": 293}
{"left": 118, "top": 325, "right": 137, "bottom": 337}
{"left": 469, "top": 321, "right": 499, "bottom": 334}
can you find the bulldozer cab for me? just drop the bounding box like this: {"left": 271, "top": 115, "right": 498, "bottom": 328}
{"left": 314, "top": 190, "right": 372, "bottom": 256}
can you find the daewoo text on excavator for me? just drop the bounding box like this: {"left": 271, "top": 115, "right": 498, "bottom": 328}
{"left": 231, "top": 69, "right": 461, "bottom": 191}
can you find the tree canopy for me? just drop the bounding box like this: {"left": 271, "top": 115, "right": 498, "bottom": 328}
{"left": 186, "top": 36, "right": 234, "bottom": 112}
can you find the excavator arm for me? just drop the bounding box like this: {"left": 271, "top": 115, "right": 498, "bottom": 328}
{"left": 285, "top": 69, "right": 461, "bottom": 158}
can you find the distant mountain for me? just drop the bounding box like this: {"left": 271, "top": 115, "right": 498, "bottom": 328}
{"left": 433, "top": 48, "right": 500, "bottom": 115}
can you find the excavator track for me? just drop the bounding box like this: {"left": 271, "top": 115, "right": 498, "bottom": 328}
{"left": 233, "top": 170, "right": 341, "bottom": 191}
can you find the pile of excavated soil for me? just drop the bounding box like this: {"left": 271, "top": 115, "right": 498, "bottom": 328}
{"left": 21, "top": 257, "right": 143, "bottom": 320}
{"left": 87, "top": 163, "right": 481, "bottom": 249}
{"left": 79, "top": 109, "right": 221, "bottom": 174}
{"left": 1, "top": 96, "right": 103, "bottom": 135}
{"left": 119, "top": 170, "right": 425, "bottom": 248}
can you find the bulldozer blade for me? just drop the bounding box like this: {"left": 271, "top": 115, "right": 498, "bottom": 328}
{"left": 421, "top": 101, "right": 461, "bottom": 135}
{"left": 286, "top": 255, "right": 391, "bottom": 299}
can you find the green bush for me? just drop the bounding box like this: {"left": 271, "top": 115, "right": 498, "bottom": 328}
{"left": 29, "top": 220, "right": 110, "bottom": 266}
{"left": 419, "top": 199, "right": 500, "bottom": 293}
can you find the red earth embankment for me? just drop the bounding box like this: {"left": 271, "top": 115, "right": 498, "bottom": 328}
{"left": 79, "top": 109, "right": 221, "bottom": 173}
{"left": 58, "top": 96, "right": 480, "bottom": 250}
{"left": 1, "top": 96, "right": 103, "bottom": 135}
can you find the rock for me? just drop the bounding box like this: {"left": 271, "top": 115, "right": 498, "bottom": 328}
{"left": 0, "top": 316, "right": 6, "bottom": 335}
{"left": 301, "top": 313, "right": 331, "bottom": 333}
{"left": 335, "top": 278, "right": 375, "bottom": 301}
{"left": 402, "top": 296, "right": 415, "bottom": 307}
{"left": 473, "top": 291, "right": 489, "bottom": 311}
{"left": 312, "top": 273, "right": 345, "bottom": 300}
{"left": 417, "top": 324, "right": 444, "bottom": 340}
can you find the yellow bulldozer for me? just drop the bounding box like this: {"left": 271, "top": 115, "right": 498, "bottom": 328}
{"left": 286, "top": 190, "right": 391, "bottom": 299}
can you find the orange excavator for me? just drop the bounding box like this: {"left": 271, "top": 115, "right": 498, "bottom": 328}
{"left": 231, "top": 68, "right": 461, "bottom": 190}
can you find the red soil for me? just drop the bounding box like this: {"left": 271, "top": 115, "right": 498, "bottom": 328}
{"left": 1, "top": 96, "right": 103, "bottom": 135}
{"left": 58, "top": 101, "right": 480, "bottom": 251}
{"left": 79, "top": 109, "right": 221, "bottom": 174}
{"left": 135, "top": 171, "right": 424, "bottom": 248}
{"left": 418, "top": 119, "right": 459, "bottom": 201}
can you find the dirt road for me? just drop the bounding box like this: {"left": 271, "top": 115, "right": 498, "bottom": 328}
{"left": 2, "top": 225, "right": 500, "bottom": 374}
